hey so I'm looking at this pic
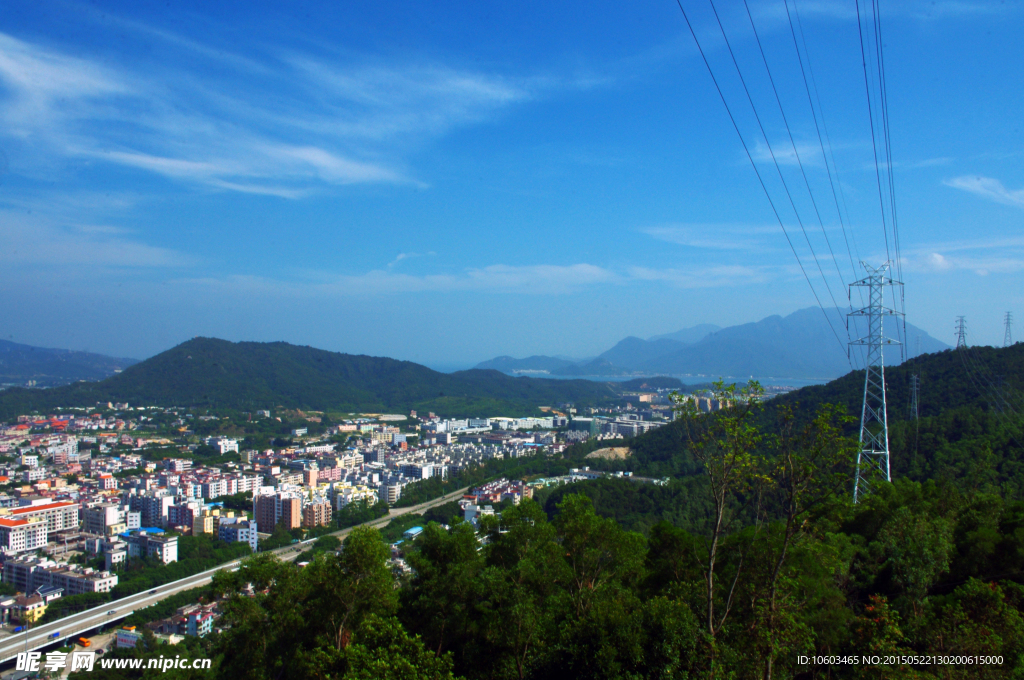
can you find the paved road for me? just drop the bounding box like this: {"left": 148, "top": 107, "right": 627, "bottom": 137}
{"left": 0, "top": 487, "right": 469, "bottom": 662}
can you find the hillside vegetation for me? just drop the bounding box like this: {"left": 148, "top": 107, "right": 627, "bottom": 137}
{"left": 0, "top": 338, "right": 622, "bottom": 419}
{"left": 0, "top": 339, "right": 137, "bottom": 387}
{"left": 75, "top": 344, "right": 1024, "bottom": 679}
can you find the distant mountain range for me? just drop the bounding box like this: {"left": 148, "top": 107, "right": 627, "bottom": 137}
{"left": 0, "top": 340, "right": 138, "bottom": 388}
{"left": 474, "top": 308, "right": 950, "bottom": 380}
{"left": 0, "top": 338, "right": 651, "bottom": 420}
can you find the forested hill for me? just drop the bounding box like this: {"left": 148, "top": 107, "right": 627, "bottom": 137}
{"left": 621, "top": 344, "right": 1024, "bottom": 484}
{"left": 0, "top": 338, "right": 621, "bottom": 419}
{"left": 771, "top": 344, "right": 1024, "bottom": 422}
{"left": 0, "top": 339, "right": 137, "bottom": 387}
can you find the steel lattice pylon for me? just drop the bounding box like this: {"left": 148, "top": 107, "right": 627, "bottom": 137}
{"left": 848, "top": 262, "right": 903, "bottom": 503}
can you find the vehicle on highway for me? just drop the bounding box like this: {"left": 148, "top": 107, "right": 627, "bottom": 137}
{"left": 13, "top": 626, "right": 24, "bottom": 633}
{"left": 150, "top": 589, "right": 157, "bottom": 594}
{"left": 78, "top": 637, "right": 91, "bottom": 647}
{"left": 49, "top": 632, "right": 59, "bottom": 639}
{"left": 106, "top": 609, "right": 117, "bottom": 614}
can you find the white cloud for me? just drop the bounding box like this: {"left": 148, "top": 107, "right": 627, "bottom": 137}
{"left": 178, "top": 263, "right": 620, "bottom": 297}
{"left": 0, "top": 211, "right": 191, "bottom": 268}
{"left": 628, "top": 265, "right": 769, "bottom": 288}
{"left": 642, "top": 223, "right": 778, "bottom": 250}
{"left": 0, "top": 28, "right": 545, "bottom": 198}
{"left": 944, "top": 175, "right": 1024, "bottom": 208}
{"left": 387, "top": 252, "right": 438, "bottom": 269}
{"left": 751, "top": 139, "right": 824, "bottom": 168}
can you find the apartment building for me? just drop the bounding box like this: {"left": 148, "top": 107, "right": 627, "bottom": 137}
{"left": 302, "top": 500, "right": 332, "bottom": 528}
{"left": 128, "top": 492, "right": 174, "bottom": 528}
{"left": 0, "top": 517, "right": 47, "bottom": 555}
{"left": 83, "top": 503, "right": 126, "bottom": 536}
{"left": 7, "top": 501, "right": 79, "bottom": 538}
{"left": 254, "top": 493, "right": 301, "bottom": 530}
{"left": 124, "top": 531, "right": 178, "bottom": 564}
{"left": 2, "top": 556, "right": 118, "bottom": 595}
{"left": 218, "top": 518, "right": 258, "bottom": 552}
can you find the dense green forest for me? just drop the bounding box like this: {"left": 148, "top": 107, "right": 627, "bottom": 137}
{"left": 70, "top": 345, "right": 1024, "bottom": 677}
{"left": 0, "top": 338, "right": 627, "bottom": 419}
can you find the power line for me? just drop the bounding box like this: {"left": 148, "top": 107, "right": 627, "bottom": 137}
{"left": 854, "top": 0, "right": 908, "bottom": 362}
{"left": 742, "top": 0, "right": 849, "bottom": 309}
{"left": 782, "top": 0, "right": 858, "bottom": 285}
{"left": 673, "top": 0, "right": 848, "bottom": 355}
{"left": 854, "top": 0, "right": 892, "bottom": 268}
{"left": 793, "top": 0, "right": 861, "bottom": 269}
{"left": 872, "top": 0, "right": 907, "bottom": 359}
{"left": 705, "top": 0, "right": 847, "bottom": 328}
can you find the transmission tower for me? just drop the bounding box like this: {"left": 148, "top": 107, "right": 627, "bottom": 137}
{"left": 956, "top": 316, "right": 967, "bottom": 348}
{"left": 915, "top": 336, "right": 921, "bottom": 358}
{"left": 848, "top": 262, "right": 903, "bottom": 504}
{"left": 1005, "top": 312, "right": 1013, "bottom": 347}
{"left": 909, "top": 374, "right": 919, "bottom": 420}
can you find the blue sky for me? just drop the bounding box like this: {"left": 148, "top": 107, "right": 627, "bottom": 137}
{"left": 1, "top": 0, "right": 1022, "bottom": 366}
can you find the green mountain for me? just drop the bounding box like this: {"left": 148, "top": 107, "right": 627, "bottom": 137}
{"left": 602, "top": 344, "right": 1024, "bottom": 491}
{"left": 0, "top": 339, "right": 137, "bottom": 388}
{"left": 0, "top": 338, "right": 623, "bottom": 419}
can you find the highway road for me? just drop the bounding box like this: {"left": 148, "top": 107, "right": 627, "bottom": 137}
{"left": 0, "top": 487, "right": 469, "bottom": 662}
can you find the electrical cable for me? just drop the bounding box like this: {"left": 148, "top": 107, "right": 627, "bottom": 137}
{"left": 742, "top": 0, "right": 848, "bottom": 295}
{"left": 673, "top": 0, "right": 848, "bottom": 355}
{"left": 704, "top": 0, "right": 849, "bottom": 352}
{"left": 783, "top": 0, "right": 858, "bottom": 284}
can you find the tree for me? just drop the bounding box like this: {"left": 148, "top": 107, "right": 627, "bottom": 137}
{"left": 402, "top": 522, "right": 484, "bottom": 660}
{"left": 672, "top": 380, "right": 766, "bottom": 646}
{"left": 303, "top": 527, "right": 398, "bottom": 651}
{"left": 749, "top": 404, "right": 858, "bottom": 679}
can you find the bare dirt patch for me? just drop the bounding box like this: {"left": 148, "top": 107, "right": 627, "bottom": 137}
{"left": 585, "top": 446, "right": 632, "bottom": 460}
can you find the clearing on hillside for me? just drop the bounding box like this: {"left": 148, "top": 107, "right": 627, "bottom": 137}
{"left": 585, "top": 446, "right": 631, "bottom": 460}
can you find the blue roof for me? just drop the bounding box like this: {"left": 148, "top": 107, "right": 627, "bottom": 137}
{"left": 118, "top": 527, "right": 165, "bottom": 537}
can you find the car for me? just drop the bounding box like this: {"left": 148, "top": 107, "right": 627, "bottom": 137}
{"left": 106, "top": 609, "right": 116, "bottom": 614}
{"left": 150, "top": 589, "right": 157, "bottom": 594}
{"left": 13, "top": 626, "right": 24, "bottom": 633}
{"left": 49, "top": 632, "right": 59, "bottom": 639}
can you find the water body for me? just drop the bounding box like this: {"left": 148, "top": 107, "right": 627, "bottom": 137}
{"left": 424, "top": 362, "right": 829, "bottom": 390}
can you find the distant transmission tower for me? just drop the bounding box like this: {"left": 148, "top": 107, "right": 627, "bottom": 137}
{"left": 956, "top": 316, "right": 967, "bottom": 348}
{"left": 849, "top": 262, "right": 903, "bottom": 504}
{"left": 1004, "top": 312, "right": 1013, "bottom": 347}
{"left": 915, "top": 336, "right": 921, "bottom": 358}
{"left": 909, "top": 374, "right": 919, "bottom": 420}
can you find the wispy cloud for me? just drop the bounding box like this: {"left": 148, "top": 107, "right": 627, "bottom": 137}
{"left": 944, "top": 175, "right": 1024, "bottom": 208}
{"left": 180, "top": 263, "right": 620, "bottom": 297}
{"left": 387, "top": 252, "right": 437, "bottom": 269}
{"left": 0, "top": 27, "right": 546, "bottom": 198}
{"left": 751, "top": 139, "right": 825, "bottom": 168}
{"left": 904, "top": 233, "right": 1024, "bottom": 276}
{"left": 0, "top": 210, "right": 191, "bottom": 268}
{"left": 628, "top": 265, "right": 770, "bottom": 288}
{"left": 642, "top": 223, "right": 778, "bottom": 250}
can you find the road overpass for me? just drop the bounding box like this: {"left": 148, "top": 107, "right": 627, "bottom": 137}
{"left": 0, "top": 487, "right": 469, "bottom": 662}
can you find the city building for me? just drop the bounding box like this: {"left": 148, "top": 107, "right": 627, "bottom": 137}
{"left": 186, "top": 611, "right": 214, "bottom": 637}
{"left": 2, "top": 556, "right": 118, "bottom": 595}
{"left": 218, "top": 518, "right": 258, "bottom": 552}
{"left": 6, "top": 501, "right": 79, "bottom": 538}
{"left": 302, "top": 500, "right": 332, "bottom": 528}
{"left": 83, "top": 503, "right": 126, "bottom": 536}
{"left": 124, "top": 531, "right": 178, "bottom": 564}
{"left": 0, "top": 516, "right": 47, "bottom": 555}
